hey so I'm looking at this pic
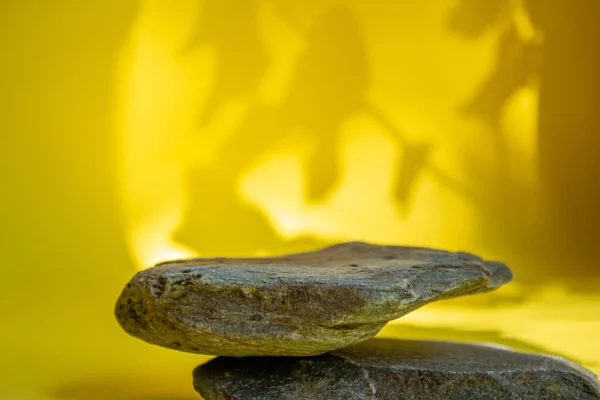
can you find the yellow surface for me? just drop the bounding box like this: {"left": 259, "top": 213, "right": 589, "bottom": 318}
{"left": 2, "top": 1, "right": 599, "bottom": 399}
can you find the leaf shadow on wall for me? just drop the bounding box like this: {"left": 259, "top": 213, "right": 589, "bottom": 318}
{"left": 448, "top": 0, "right": 600, "bottom": 278}
{"left": 175, "top": 2, "right": 435, "bottom": 257}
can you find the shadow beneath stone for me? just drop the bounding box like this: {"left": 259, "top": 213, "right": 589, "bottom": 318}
{"left": 378, "top": 324, "right": 589, "bottom": 366}
{"left": 50, "top": 377, "right": 199, "bottom": 400}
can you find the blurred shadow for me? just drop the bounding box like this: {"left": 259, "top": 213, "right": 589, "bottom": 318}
{"left": 284, "top": 6, "right": 369, "bottom": 202}
{"left": 378, "top": 324, "right": 588, "bottom": 366}
{"left": 184, "top": 0, "right": 268, "bottom": 127}
{"left": 174, "top": 165, "right": 331, "bottom": 256}
{"left": 447, "top": 0, "right": 509, "bottom": 38}
{"left": 176, "top": 4, "right": 438, "bottom": 256}
{"left": 51, "top": 378, "right": 198, "bottom": 400}
{"left": 532, "top": 0, "right": 600, "bottom": 275}
{"left": 175, "top": 5, "right": 370, "bottom": 256}
{"left": 448, "top": 0, "right": 600, "bottom": 277}
{"left": 461, "top": 24, "right": 539, "bottom": 122}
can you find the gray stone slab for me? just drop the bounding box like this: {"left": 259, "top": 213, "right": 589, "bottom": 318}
{"left": 115, "top": 242, "right": 512, "bottom": 356}
{"left": 193, "top": 339, "right": 600, "bottom": 400}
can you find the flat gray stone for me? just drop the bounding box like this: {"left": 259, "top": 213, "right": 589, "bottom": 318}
{"left": 115, "top": 242, "right": 512, "bottom": 356}
{"left": 193, "top": 339, "right": 600, "bottom": 400}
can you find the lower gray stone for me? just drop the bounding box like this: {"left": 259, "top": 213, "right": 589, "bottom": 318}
{"left": 193, "top": 339, "right": 600, "bottom": 400}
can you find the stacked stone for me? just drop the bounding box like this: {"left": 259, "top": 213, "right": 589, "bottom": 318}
{"left": 115, "top": 242, "right": 600, "bottom": 399}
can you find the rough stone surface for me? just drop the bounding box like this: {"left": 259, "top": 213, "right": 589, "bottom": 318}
{"left": 193, "top": 339, "right": 600, "bottom": 400}
{"left": 115, "top": 242, "right": 512, "bottom": 356}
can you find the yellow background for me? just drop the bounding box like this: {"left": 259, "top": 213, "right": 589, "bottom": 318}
{"left": 1, "top": 1, "right": 599, "bottom": 399}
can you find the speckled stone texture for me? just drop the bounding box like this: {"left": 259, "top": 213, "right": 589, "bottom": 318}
{"left": 193, "top": 339, "right": 600, "bottom": 400}
{"left": 115, "top": 242, "right": 512, "bottom": 356}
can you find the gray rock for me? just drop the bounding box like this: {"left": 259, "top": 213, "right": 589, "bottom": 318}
{"left": 193, "top": 339, "right": 600, "bottom": 400}
{"left": 115, "top": 242, "right": 512, "bottom": 356}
